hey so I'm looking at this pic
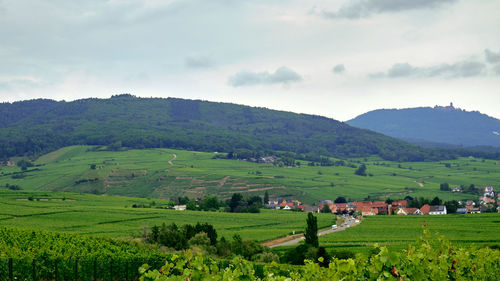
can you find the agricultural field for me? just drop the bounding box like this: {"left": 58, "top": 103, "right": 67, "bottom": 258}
{"left": 1, "top": 146, "right": 499, "bottom": 203}
{"left": 317, "top": 214, "right": 500, "bottom": 255}
{"left": 0, "top": 189, "right": 335, "bottom": 241}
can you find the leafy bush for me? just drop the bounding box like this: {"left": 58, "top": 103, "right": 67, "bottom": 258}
{"left": 139, "top": 230, "right": 500, "bottom": 280}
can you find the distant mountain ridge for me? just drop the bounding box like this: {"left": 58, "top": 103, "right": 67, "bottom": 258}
{"left": 347, "top": 103, "right": 500, "bottom": 148}
{"left": 0, "top": 96, "right": 497, "bottom": 162}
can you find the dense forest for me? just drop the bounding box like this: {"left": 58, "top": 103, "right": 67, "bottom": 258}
{"left": 347, "top": 104, "right": 500, "bottom": 148}
{"left": 0, "top": 95, "right": 498, "bottom": 162}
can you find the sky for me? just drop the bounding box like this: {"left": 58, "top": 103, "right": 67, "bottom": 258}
{"left": 1, "top": 0, "right": 499, "bottom": 121}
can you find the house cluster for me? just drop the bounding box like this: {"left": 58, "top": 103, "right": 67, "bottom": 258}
{"left": 268, "top": 198, "right": 450, "bottom": 216}
{"left": 318, "top": 200, "right": 403, "bottom": 216}
{"left": 397, "top": 205, "right": 447, "bottom": 216}
{"left": 458, "top": 186, "right": 499, "bottom": 214}
{"left": 266, "top": 198, "right": 318, "bottom": 211}
{"left": 246, "top": 156, "right": 278, "bottom": 163}
{"left": 318, "top": 200, "right": 448, "bottom": 216}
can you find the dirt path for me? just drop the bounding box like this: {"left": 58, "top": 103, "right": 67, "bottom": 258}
{"left": 218, "top": 176, "right": 230, "bottom": 187}
{"left": 413, "top": 180, "right": 424, "bottom": 187}
{"left": 168, "top": 154, "right": 177, "bottom": 165}
{"left": 263, "top": 216, "right": 360, "bottom": 248}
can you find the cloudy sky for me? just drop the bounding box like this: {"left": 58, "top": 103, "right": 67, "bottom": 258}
{"left": 1, "top": 0, "right": 499, "bottom": 121}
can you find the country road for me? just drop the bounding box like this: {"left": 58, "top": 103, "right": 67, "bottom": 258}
{"left": 168, "top": 154, "right": 177, "bottom": 165}
{"left": 266, "top": 216, "right": 360, "bottom": 248}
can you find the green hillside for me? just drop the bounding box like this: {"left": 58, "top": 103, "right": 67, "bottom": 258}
{"left": 1, "top": 146, "right": 498, "bottom": 203}
{"left": 1, "top": 95, "right": 494, "bottom": 163}
{"left": 347, "top": 105, "right": 500, "bottom": 149}
{"left": 0, "top": 189, "right": 333, "bottom": 241}
{"left": 318, "top": 214, "right": 500, "bottom": 254}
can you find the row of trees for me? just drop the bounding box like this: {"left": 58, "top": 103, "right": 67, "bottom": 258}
{"left": 2, "top": 96, "right": 499, "bottom": 162}
{"left": 173, "top": 193, "right": 264, "bottom": 213}
{"left": 406, "top": 196, "right": 464, "bottom": 213}
{"left": 143, "top": 222, "right": 277, "bottom": 262}
{"left": 283, "top": 213, "right": 333, "bottom": 266}
{"left": 440, "top": 182, "right": 483, "bottom": 195}
{"left": 139, "top": 230, "right": 500, "bottom": 280}
{"left": 143, "top": 214, "right": 335, "bottom": 266}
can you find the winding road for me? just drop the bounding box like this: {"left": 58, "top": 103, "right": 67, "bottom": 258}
{"left": 168, "top": 154, "right": 177, "bottom": 165}
{"left": 265, "top": 216, "right": 360, "bottom": 248}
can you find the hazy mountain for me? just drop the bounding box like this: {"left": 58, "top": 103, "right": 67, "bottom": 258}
{"left": 347, "top": 103, "right": 500, "bottom": 148}
{"left": 0, "top": 96, "right": 496, "bottom": 162}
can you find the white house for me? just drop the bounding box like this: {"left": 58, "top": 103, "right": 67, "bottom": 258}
{"left": 413, "top": 209, "right": 424, "bottom": 215}
{"left": 484, "top": 186, "right": 494, "bottom": 197}
{"left": 429, "top": 205, "right": 447, "bottom": 215}
{"left": 173, "top": 205, "right": 186, "bottom": 211}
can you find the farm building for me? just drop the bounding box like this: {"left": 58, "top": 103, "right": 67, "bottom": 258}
{"left": 429, "top": 205, "right": 447, "bottom": 215}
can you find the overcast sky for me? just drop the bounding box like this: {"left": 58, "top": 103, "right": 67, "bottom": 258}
{"left": 1, "top": 0, "right": 499, "bottom": 121}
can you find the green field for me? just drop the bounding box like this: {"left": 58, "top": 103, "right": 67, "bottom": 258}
{"left": 1, "top": 146, "right": 498, "bottom": 203}
{"left": 0, "top": 189, "right": 334, "bottom": 241}
{"left": 317, "top": 214, "right": 500, "bottom": 255}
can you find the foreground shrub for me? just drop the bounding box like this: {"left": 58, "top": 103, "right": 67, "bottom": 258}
{"left": 140, "top": 230, "right": 500, "bottom": 280}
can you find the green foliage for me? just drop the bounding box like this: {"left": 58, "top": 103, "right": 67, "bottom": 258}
{"left": 0, "top": 190, "right": 333, "bottom": 243}
{"left": 16, "top": 159, "right": 33, "bottom": 171}
{"left": 319, "top": 214, "right": 500, "bottom": 255}
{"left": 0, "top": 226, "right": 165, "bottom": 280}
{"left": 2, "top": 145, "right": 499, "bottom": 203}
{"left": 305, "top": 213, "right": 318, "bottom": 247}
{"left": 198, "top": 196, "right": 221, "bottom": 211}
{"left": 347, "top": 106, "right": 500, "bottom": 149}
{"left": 334, "top": 197, "right": 347, "bottom": 203}
{"left": 264, "top": 191, "right": 269, "bottom": 205}
{"left": 439, "top": 182, "right": 450, "bottom": 191}
{"left": 354, "top": 164, "right": 367, "bottom": 176}
{"left": 445, "top": 200, "right": 459, "bottom": 214}
{"left": 139, "top": 231, "right": 500, "bottom": 280}
{"left": 228, "top": 193, "right": 261, "bottom": 213}
{"left": 320, "top": 204, "right": 331, "bottom": 213}
{"left": 2, "top": 96, "right": 495, "bottom": 162}
{"left": 145, "top": 222, "right": 217, "bottom": 250}
{"left": 430, "top": 196, "right": 442, "bottom": 206}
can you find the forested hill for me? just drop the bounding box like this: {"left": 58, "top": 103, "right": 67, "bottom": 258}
{"left": 0, "top": 95, "right": 496, "bottom": 161}
{"left": 347, "top": 104, "right": 500, "bottom": 149}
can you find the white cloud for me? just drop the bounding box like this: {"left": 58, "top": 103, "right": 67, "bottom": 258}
{"left": 332, "top": 64, "right": 346, "bottom": 74}
{"left": 373, "top": 59, "right": 487, "bottom": 79}
{"left": 0, "top": 0, "right": 499, "bottom": 122}
{"left": 318, "top": 0, "right": 457, "bottom": 19}
{"left": 185, "top": 55, "right": 214, "bottom": 68}
{"left": 228, "top": 66, "right": 303, "bottom": 87}
{"left": 485, "top": 49, "right": 500, "bottom": 64}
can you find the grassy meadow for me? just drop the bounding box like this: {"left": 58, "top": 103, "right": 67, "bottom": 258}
{"left": 317, "top": 214, "right": 500, "bottom": 255}
{"left": 0, "top": 189, "right": 335, "bottom": 241}
{"left": 1, "top": 146, "right": 499, "bottom": 204}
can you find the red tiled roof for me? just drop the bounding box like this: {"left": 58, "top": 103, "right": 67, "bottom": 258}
{"left": 420, "top": 204, "right": 430, "bottom": 215}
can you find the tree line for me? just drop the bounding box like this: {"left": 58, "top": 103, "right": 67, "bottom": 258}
{"left": 2, "top": 95, "right": 498, "bottom": 162}
{"left": 142, "top": 222, "right": 278, "bottom": 262}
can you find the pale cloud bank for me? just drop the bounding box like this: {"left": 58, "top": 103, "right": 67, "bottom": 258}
{"left": 228, "top": 67, "right": 303, "bottom": 87}
{"left": 372, "top": 60, "right": 487, "bottom": 79}
{"left": 485, "top": 49, "right": 500, "bottom": 64}
{"left": 319, "top": 0, "right": 457, "bottom": 19}
{"left": 332, "top": 64, "right": 346, "bottom": 74}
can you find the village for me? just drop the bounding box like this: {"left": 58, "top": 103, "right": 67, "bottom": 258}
{"left": 266, "top": 186, "right": 499, "bottom": 216}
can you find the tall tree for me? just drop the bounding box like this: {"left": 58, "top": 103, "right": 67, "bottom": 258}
{"left": 354, "top": 164, "right": 367, "bottom": 176}
{"left": 321, "top": 204, "right": 331, "bottom": 213}
{"left": 431, "top": 196, "right": 442, "bottom": 206}
{"left": 334, "top": 196, "right": 347, "bottom": 203}
{"left": 305, "top": 213, "right": 319, "bottom": 247}
{"left": 264, "top": 191, "right": 269, "bottom": 205}
{"left": 229, "top": 193, "right": 244, "bottom": 212}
